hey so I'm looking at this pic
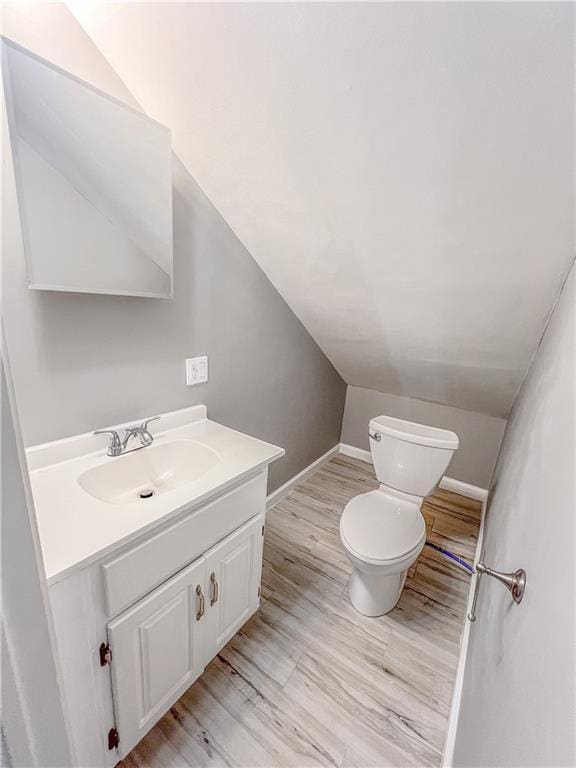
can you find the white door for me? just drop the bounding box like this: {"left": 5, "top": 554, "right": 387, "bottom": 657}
{"left": 107, "top": 555, "right": 207, "bottom": 758}
{"left": 204, "top": 513, "right": 264, "bottom": 661}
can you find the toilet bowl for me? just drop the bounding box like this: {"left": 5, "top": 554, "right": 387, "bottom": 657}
{"left": 340, "top": 415, "right": 459, "bottom": 616}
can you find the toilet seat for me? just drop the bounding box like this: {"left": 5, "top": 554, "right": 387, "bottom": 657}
{"left": 340, "top": 490, "right": 426, "bottom": 565}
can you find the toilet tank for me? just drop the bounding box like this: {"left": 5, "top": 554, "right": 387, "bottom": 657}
{"left": 369, "top": 415, "right": 459, "bottom": 498}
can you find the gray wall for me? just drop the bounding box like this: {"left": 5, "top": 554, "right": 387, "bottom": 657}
{"left": 1, "top": 7, "right": 346, "bottom": 493}
{"left": 453, "top": 264, "right": 575, "bottom": 767}
{"left": 341, "top": 386, "right": 506, "bottom": 488}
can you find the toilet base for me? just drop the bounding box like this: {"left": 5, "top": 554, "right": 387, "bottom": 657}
{"left": 348, "top": 567, "right": 408, "bottom": 616}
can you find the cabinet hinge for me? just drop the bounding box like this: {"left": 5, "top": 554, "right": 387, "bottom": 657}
{"left": 108, "top": 727, "right": 120, "bottom": 751}
{"left": 99, "top": 642, "right": 112, "bottom": 667}
{"left": 257, "top": 586, "right": 261, "bottom": 597}
{"left": 261, "top": 525, "right": 264, "bottom": 536}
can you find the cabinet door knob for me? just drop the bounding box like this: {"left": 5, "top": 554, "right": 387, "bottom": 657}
{"left": 195, "top": 584, "right": 205, "bottom": 620}
{"left": 210, "top": 572, "right": 219, "bottom": 606}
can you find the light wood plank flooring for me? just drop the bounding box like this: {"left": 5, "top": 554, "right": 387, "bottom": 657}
{"left": 120, "top": 455, "right": 481, "bottom": 768}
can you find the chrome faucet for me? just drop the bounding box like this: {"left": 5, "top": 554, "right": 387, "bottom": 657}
{"left": 94, "top": 417, "right": 160, "bottom": 457}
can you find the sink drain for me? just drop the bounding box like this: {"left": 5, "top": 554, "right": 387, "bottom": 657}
{"left": 137, "top": 489, "right": 155, "bottom": 500}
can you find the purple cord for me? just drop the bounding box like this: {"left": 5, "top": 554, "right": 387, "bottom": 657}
{"left": 424, "top": 541, "right": 475, "bottom": 574}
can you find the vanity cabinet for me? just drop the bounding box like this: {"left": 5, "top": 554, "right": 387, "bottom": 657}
{"left": 47, "top": 470, "right": 269, "bottom": 767}
{"left": 107, "top": 514, "right": 264, "bottom": 757}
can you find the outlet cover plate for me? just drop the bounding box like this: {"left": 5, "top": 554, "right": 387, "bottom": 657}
{"left": 186, "top": 356, "right": 208, "bottom": 386}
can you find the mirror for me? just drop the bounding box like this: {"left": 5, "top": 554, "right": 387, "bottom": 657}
{"left": 2, "top": 38, "right": 173, "bottom": 298}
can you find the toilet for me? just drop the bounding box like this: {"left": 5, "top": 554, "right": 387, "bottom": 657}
{"left": 340, "top": 415, "right": 459, "bottom": 616}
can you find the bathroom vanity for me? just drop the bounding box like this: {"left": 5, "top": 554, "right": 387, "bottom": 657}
{"left": 27, "top": 406, "right": 284, "bottom": 766}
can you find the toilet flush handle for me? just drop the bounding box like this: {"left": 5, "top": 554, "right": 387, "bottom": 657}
{"left": 369, "top": 430, "right": 382, "bottom": 442}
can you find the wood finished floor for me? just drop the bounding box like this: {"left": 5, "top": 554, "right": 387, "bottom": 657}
{"left": 119, "top": 455, "right": 481, "bottom": 768}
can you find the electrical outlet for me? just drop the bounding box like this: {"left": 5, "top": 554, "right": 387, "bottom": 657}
{"left": 186, "top": 356, "right": 208, "bottom": 386}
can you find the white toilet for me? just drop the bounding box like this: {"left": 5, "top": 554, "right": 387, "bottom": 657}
{"left": 340, "top": 415, "right": 459, "bottom": 616}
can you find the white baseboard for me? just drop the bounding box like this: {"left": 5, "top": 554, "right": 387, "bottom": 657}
{"left": 441, "top": 492, "right": 488, "bottom": 767}
{"left": 266, "top": 444, "right": 340, "bottom": 510}
{"left": 339, "top": 443, "right": 488, "bottom": 502}
{"left": 339, "top": 442, "right": 372, "bottom": 464}
{"left": 438, "top": 476, "right": 488, "bottom": 502}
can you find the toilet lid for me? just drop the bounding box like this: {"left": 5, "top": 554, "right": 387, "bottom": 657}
{"left": 340, "top": 491, "right": 426, "bottom": 563}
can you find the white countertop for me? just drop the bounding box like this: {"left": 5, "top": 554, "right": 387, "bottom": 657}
{"left": 27, "top": 406, "right": 284, "bottom": 584}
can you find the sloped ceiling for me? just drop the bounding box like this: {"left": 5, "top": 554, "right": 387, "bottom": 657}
{"left": 71, "top": 2, "right": 574, "bottom": 418}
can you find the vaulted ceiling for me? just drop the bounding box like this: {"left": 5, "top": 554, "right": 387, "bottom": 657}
{"left": 72, "top": 2, "right": 574, "bottom": 418}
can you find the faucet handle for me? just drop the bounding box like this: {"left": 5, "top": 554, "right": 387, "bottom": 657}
{"left": 94, "top": 428, "right": 121, "bottom": 441}
{"left": 138, "top": 416, "right": 160, "bottom": 445}
{"left": 140, "top": 416, "right": 160, "bottom": 433}
{"left": 94, "top": 429, "right": 122, "bottom": 454}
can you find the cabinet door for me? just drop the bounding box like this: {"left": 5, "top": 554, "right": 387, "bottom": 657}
{"left": 107, "top": 556, "right": 207, "bottom": 758}
{"left": 204, "top": 513, "right": 264, "bottom": 661}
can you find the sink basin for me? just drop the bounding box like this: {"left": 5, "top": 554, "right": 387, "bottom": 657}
{"left": 78, "top": 440, "right": 221, "bottom": 504}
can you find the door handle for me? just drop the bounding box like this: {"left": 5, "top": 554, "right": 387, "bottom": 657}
{"left": 210, "top": 572, "right": 219, "bottom": 606}
{"left": 195, "top": 584, "right": 205, "bottom": 620}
